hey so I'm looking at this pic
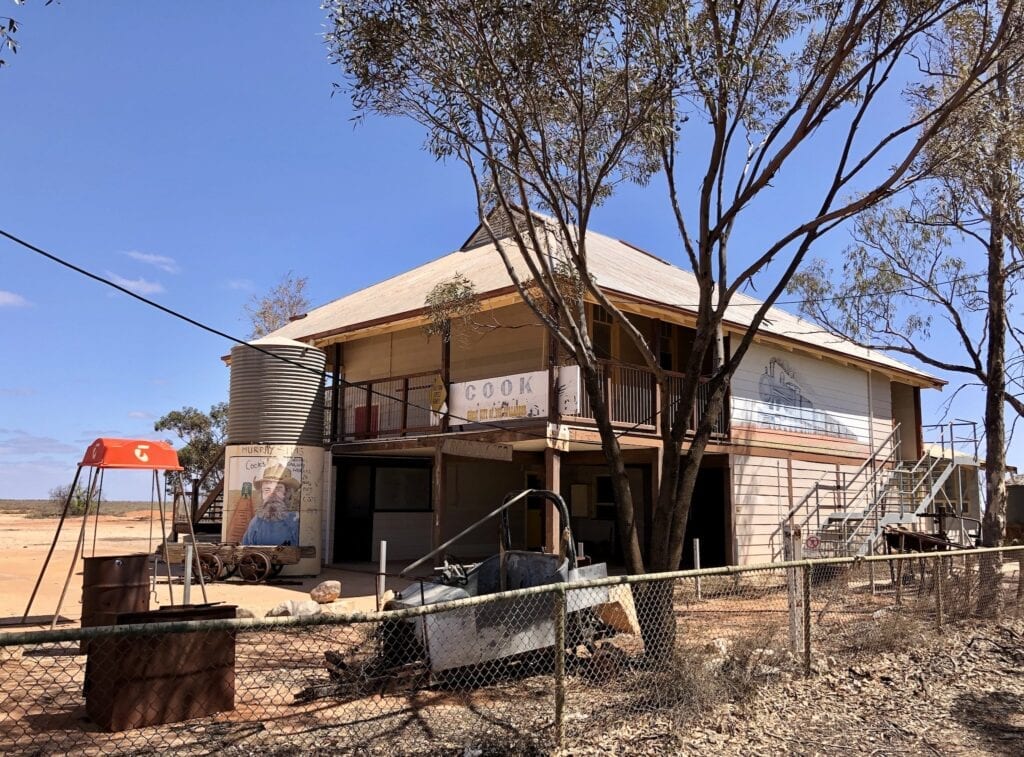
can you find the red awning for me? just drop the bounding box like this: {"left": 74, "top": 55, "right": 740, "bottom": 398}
{"left": 80, "top": 438, "right": 183, "bottom": 471}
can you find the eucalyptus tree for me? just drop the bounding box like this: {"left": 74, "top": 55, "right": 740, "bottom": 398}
{"left": 244, "top": 271, "right": 311, "bottom": 339}
{"left": 327, "top": 0, "right": 1020, "bottom": 594}
{"left": 790, "top": 4, "right": 1024, "bottom": 611}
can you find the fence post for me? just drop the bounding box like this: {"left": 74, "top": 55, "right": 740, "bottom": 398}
{"left": 376, "top": 540, "right": 388, "bottom": 612}
{"left": 693, "top": 538, "right": 702, "bottom": 601}
{"left": 183, "top": 541, "right": 193, "bottom": 606}
{"left": 783, "top": 523, "right": 804, "bottom": 657}
{"left": 554, "top": 584, "right": 566, "bottom": 751}
{"left": 802, "top": 564, "right": 812, "bottom": 675}
{"left": 935, "top": 556, "right": 944, "bottom": 630}
{"left": 1017, "top": 555, "right": 1024, "bottom": 607}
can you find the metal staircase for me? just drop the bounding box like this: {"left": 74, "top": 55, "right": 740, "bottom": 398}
{"left": 773, "top": 422, "right": 980, "bottom": 561}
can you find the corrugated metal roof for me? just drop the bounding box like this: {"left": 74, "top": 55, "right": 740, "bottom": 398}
{"left": 267, "top": 224, "right": 942, "bottom": 386}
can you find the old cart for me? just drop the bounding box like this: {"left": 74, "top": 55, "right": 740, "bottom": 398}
{"left": 161, "top": 542, "right": 316, "bottom": 583}
{"left": 381, "top": 489, "right": 620, "bottom": 675}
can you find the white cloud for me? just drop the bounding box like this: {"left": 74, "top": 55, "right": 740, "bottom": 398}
{"left": 0, "top": 290, "right": 30, "bottom": 307}
{"left": 108, "top": 273, "right": 164, "bottom": 295}
{"left": 227, "top": 278, "right": 255, "bottom": 291}
{"left": 127, "top": 410, "right": 154, "bottom": 420}
{"left": 124, "top": 250, "right": 180, "bottom": 274}
{"left": 0, "top": 430, "right": 80, "bottom": 457}
{"left": 0, "top": 387, "right": 36, "bottom": 398}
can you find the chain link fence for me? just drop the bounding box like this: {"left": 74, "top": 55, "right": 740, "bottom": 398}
{"left": 2, "top": 546, "right": 1023, "bottom": 755}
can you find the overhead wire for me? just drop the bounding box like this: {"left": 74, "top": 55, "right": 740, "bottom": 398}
{"left": 0, "top": 227, "right": 664, "bottom": 449}
{"left": 2, "top": 226, "right": 971, "bottom": 450}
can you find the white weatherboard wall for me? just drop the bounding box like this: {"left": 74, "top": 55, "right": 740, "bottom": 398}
{"left": 731, "top": 343, "right": 883, "bottom": 448}
{"left": 732, "top": 455, "right": 864, "bottom": 564}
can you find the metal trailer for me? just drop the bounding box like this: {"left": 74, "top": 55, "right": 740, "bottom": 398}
{"left": 383, "top": 489, "right": 613, "bottom": 674}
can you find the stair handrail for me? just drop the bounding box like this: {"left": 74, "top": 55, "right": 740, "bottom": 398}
{"left": 771, "top": 423, "right": 901, "bottom": 560}
{"left": 843, "top": 446, "right": 958, "bottom": 556}
{"left": 190, "top": 445, "right": 227, "bottom": 524}
{"left": 781, "top": 423, "right": 902, "bottom": 527}
{"left": 829, "top": 440, "right": 902, "bottom": 547}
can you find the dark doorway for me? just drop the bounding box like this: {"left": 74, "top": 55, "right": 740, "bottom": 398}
{"left": 334, "top": 463, "right": 373, "bottom": 562}
{"left": 333, "top": 458, "right": 434, "bottom": 563}
{"left": 525, "top": 473, "right": 546, "bottom": 551}
{"left": 680, "top": 463, "right": 729, "bottom": 568}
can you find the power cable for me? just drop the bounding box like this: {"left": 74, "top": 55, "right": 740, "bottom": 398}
{"left": 0, "top": 227, "right": 676, "bottom": 449}
{"left": 2, "top": 226, "right": 960, "bottom": 449}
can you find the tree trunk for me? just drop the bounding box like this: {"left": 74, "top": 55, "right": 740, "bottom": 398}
{"left": 579, "top": 362, "right": 645, "bottom": 575}
{"left": 979, "top": 62, "right": 1010, "bottom": 617}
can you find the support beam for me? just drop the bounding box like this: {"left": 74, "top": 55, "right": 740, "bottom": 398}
{"left": 330, "top": 343, "right": 341, "bottom": 443}
{"left": 432, "top": 446, "right": 446, "bottom": 563}
{"left": 544, "top": 447, "right": 562, "bottom": 555}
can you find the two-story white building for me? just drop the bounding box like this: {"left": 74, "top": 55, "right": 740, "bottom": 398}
{"left": 222, "top": 216, "right": 944, "bottom": 573}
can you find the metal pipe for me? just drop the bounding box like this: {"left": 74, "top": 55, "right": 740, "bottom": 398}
{"left": 50, "top": 468, "right": 102, "bottom": 629}
{"left": 4, "top": 543, "right": 1024, "bottom": 648}
{"left": 376, "top": 540, "right": 387, "bottom": 612}
{"left": 22, "top": 466, "right": 84, "bottom": 623}
{"left": 693, "top": 538, "right": 702, "bottom": 601}
{"left": 183, "top": 541, "right": 193, "bottom": 606}
{"left": 401, "top": 489, "right": 577, "bottom": 576}
{"left": 554, "top": 584, "right": 566, "bottom": 749}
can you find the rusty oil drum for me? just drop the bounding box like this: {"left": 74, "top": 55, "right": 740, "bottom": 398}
{"left": 81, "top": 554, "right": 150, "bottom": 629}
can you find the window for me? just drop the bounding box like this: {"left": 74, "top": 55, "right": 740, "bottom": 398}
{"left": 373, "top": 464, "right": 432, "bottom": 512}
{"left": 658, "top": 322, "right": 674, "bottom": 370}
{"left": 595, "top": 475, "right": 616, "bottom": 520}
{"left": 593, "top": 305, "right": 613, "bottom": 359}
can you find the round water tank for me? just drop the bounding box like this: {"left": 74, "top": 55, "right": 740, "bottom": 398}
{"left": 228, "top": 337, "right": 326, "bottom": 446}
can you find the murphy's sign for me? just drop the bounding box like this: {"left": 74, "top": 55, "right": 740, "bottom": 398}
{"left": 450, "top": 367, "right": 580, "bottom": 424}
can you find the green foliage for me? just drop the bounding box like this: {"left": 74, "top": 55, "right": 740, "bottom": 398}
{"left": 154, "top": 403, "right": 227, "bottom": 491}
{"left": 1, "top": 1, "right": 57, "bottom": 70}
{"left": 244, "top": 271, "right": 311, "bottom": 339}
{"left": 424, "top": 273, "right": 480, "bottom": 341}
{"left": 48, "top": 482, "right": 89, "bottom": 517}
{"left": 326, "top": 0, "right": 1020, "bottom": 574}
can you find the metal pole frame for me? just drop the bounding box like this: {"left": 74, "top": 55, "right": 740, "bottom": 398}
{"left": 22, "top": 465, "right": 84, "bottom": 623}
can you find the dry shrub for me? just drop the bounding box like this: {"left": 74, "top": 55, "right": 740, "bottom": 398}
{"left": 834, "top": 609, "right": 927, "bottom": 655}
{"left": 626, "top": 623, "right": 788, "bottom": 719}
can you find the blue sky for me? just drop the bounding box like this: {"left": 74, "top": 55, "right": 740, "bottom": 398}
{"left": 0, "top": 2, "right": 1014, "bottom": 499}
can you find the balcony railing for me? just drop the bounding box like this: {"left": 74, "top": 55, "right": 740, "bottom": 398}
{"left": 325, "top": 372, "right": 440, "bottom": 443}
{"left": 577, "top": 361, "right": 727, "bottom": 436}
{"left": 326, "top": 362, "right": 727, "bottom": 444}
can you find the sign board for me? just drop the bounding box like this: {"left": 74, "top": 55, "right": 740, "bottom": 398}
{"left": 440, "top": 438, "right": 514, "bottom": 462}
{"left": 429, "top": 374, "right": 447, "bottom": 413}
{"left": 805, "top": 534, "right": 821, "bottom": 550}
{"left": 449, "top": 366, "right": 581, "bottom": 424}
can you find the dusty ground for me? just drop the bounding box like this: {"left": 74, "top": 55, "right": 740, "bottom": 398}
{"left": 574, "top": 619, "right": 1024, "bottom": 756}
{"left": 0, "top": 509, "right": 399, "bottom": 630}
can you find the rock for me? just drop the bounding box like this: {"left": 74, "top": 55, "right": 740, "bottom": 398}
{"left": 320, "top": 599, "right": 355, "bottom": 615}
{"left": 310, "top": 580, "right": 342, "bottom": 604}
{"left": 266, "top": 599, "right": 323, "bottom": 618}
{"left": 234, "top": 607, "right": 260, "bottom": 619}
{"left": 594, "top": 584, "right": 643, "bottom": 636}
{"left": 708, "top": 637, "right": 732, "bottom": 656}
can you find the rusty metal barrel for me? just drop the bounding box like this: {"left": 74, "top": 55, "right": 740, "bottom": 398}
{"left": 81, "top": 554, "right": 150, "bottom": 629}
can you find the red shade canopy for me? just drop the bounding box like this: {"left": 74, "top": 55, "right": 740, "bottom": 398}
{"left": 80, "top": 438, "right": 183, "bottom": 471}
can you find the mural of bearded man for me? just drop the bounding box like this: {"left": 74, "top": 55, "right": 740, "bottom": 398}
{"left": 242, "top": 463, "right": 301, "bottom": 546}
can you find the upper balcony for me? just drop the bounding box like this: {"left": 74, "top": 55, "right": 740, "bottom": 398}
{"left": 324, "top": 361, "right": 727, "bottom": 445}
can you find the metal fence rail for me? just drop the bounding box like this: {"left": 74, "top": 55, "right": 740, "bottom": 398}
{"left": 2, "top": 546, "right": 1022, "bottom": 755}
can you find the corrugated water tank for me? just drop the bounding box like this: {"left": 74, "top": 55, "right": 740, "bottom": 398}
{"left": 227, "top": 337, "right": 326, "bottom": 446}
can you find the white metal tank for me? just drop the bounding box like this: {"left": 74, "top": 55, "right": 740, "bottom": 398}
{"left": 227, "top": 337, "right": 326, "bottom": 446}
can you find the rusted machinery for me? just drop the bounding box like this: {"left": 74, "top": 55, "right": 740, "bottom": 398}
{"left": 161, "top": 542, "right": 316, "bottom": 583}
{"left": 305, "top": 490, "right": 638, "bottom": 703}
